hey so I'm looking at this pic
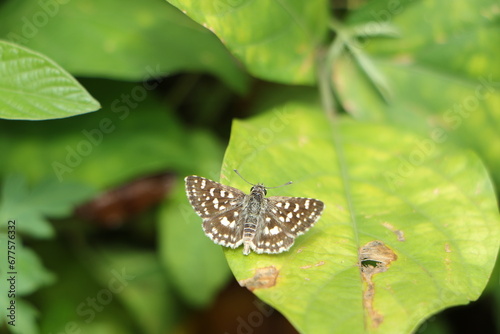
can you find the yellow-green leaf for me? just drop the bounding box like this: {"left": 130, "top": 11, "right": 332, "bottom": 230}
{"left": 220, "top": 103, "right": 500, "bottom": 334}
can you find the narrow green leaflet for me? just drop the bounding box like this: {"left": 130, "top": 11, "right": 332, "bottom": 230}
{"left": 91, "top": 248, "right": 177, "bottom": 333}
{"left": 0, "top": 41, "right": 100, "bottom": 120}
{"left": 221, "top": 103, "right": 500, "bottom": 334}
{"left": 13, "top": 246, "right": 56, "bottom": 295}
{"left": 0, "top": 175, "right": 94, "bottom": 238}
{"left": 5, "top": 300, "right": 39, "bottom": 334}
{"left": 167, "top": 0, "right": 329, "bottom": 85}
{"left": 34, "top": 242, "right": 138, "bottom": 334}
{"left": 0, "top": 244, "right": 55, "bottom": 334}
{"left": 333, "top": 0, "right": 500, "bottom": 185}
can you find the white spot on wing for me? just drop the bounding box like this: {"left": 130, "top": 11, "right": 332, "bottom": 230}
{"left": 270, "top": 226, "right": 280, "bottom": 235}
{"left": 220, "top": 216, "right": 230, "bottom": 226}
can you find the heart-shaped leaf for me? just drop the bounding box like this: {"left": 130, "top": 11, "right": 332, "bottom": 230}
{"left": 219, "top": 102, "right": 500, "bottom": 333}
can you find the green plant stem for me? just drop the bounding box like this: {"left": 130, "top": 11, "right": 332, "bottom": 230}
{"left": 317, "top": 47, "right": 337, "bottom": 123}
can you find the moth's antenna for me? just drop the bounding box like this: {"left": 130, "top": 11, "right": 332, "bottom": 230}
{"left": 267, "top": 181, "right": 293, "bottom": 189}
{"left": 233, "top": 169, "right": 255, "bottom": 185}
{"left": 233, "top": 169, "right": 292, "bottom": 188}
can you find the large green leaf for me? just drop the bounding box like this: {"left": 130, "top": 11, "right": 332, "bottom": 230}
{"left": 333, "top": 0, "right": 500, "bottom": 185}
{"left": 220, "top": 103, "right": 500, "bottom": 333}
{"left": 0, "top": 41, "right": 99, "bottom": 120}
{"left": 167, "top": 0, "right": 329, "bottom": 85}
{"left": 0, "top": 0, "right": 248, "bottom": 93}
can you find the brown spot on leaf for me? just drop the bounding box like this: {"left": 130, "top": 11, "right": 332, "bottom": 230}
{"left": 359, "top": 241, "right": 398, "bottom": 329}
{"left": 382, "top": 222, "right": 405, "bottom": 241}
{"left": 444, "top": 243, "right": 452, "bottom": 273}
{"left": 360, "top": 240, "right": 398, "bottom": 265}
{"left": 239, "top": 266, "right": 279, "bottom": 291}
{"left": 300, "top": 260, "right": 325, "bottom": 270}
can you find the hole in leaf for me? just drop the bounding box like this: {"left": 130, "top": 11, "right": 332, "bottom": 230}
{"left": 361, "top": 260, "right": 380, "bottom": 268}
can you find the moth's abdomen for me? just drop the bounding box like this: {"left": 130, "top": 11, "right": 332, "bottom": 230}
{"left": 242, "top": 215, "right": 259, "bottom": 255}
{"left": 243, "top": 215, "right": 258, "bottom": 238}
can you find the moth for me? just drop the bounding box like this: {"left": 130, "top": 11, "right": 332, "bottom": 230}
{"left": 185, "top": 171, "right": 324, "bottom": 255}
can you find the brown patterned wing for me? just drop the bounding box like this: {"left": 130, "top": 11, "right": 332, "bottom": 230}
{"left": 250, "top": 196, "right": 324, "bottom": 254}
{"left": 185, "top": 175, "right": 246, "bottom": 248}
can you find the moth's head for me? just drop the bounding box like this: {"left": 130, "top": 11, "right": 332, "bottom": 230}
{"left": 233, "top": 169, "right": 291, "bottom": 196}
{"left": 250, "top": 184, "right": 267, "bottom": 195}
